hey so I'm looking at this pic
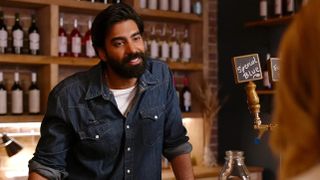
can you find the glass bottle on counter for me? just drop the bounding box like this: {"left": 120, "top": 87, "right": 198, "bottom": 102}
{"left": 12, "top": 13, "right": 24, "bottom": 55}
{"left": 28, "top": 14, "right": 40, "bottom": 55}
{"left": 28, "top": 72, "right": 40, "bottom": 114}
{"left": 83, "top": 19, "right": 96, "bottom": 58}
{"left": 0, "top": 72, "right": 7, "bottom": 115}
{"left": 70, "top": 18, "right": 82, "bottom": 57}
{"left": 58, "top": 16, "right": 68, "bottom": 57}
{"left": 0, "top": 11, "right": 8, "bottom": 54}
{"left": 181, "top": 29, "right": 191, "bottom": 63}
{"left": 11, "top": 72, "right": 23, "bottom": 115}
{"left": 219, "top": 151, "right": 250, "bottom": 180}
{"left": 180, "top": 76, "right": 191, "bottom": 112}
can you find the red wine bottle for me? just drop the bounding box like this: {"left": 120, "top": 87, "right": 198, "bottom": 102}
{"left": 0, "top": 72, "right": 7, "bottom": 115}
{"left": 28, "top": 14, "right": 40, "bottom": 55}
{"left": 83, "top": 19, "right": 96, "bottom": 58}
{"left": 58, "top": 16, "right": 68, "bottom": 57}
{"left": 11, "top": 72, "right": 23, "bottom": 115}
{"left": 70, "top": 19, "right": 82, "bottom": 57}
{"left": 12, "top": 13, "right": 24, "bottom": 54}
{"left": 28, "top": 72, "right": 40, "bottom": 114}
{"left": 0, "top": 11, "right": 8, "bottom": 54}
{"left": 180, "top": 76, "right": 191, "bottom": 112}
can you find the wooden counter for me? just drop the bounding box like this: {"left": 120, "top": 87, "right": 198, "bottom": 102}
{"left": 162, "top": 166, "right": 264, "bottom": 180}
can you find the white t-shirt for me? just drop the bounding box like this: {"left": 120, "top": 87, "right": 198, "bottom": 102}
{"left": 110, "top": 85, "right": 137, "bottom": 115}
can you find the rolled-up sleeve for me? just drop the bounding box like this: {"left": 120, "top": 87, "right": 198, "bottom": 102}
{"left": 163, "top": 70, "right": 192, "bottom": 160}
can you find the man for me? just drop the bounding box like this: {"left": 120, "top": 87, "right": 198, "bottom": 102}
{"left": 28, "top": 3, "right": 194, "bottom": 180}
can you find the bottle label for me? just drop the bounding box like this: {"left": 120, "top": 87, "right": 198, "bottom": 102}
{"left": 171, "top": 42, "right": 180, "bottom": 61}
{"left": 59, "top": 36, "right": 67, "bottom": 53}
{"left": 260, "top": 1, "right": 267, "bottom": 17}
{"left": 72, "top": 36, "right": 81, "bottom": 54}
{"left": 11, "top": 89, "right": 23, "bottom": 114}
{"left": 29, "top": 32, "right": 40, "bottom": 50}
{"left": 171, "top": 0, "right": 180, "bottom": 11}
{"left": 0, "top": 90, "right": 7, "bottom": 114}
{"left": 150, "top": 40, "right": 159, "bottom": 58}
{"left": 161, "top": 42, "right": 169, "bottom": 60}
{"left": 0, "top": 29, "right": 8, "bottom": 48}
{"left": 86, "top": 39, "right": 96, "bottom": 58}
{"left": 183, "top": 91, "right": 191, "bottom": 107}
{"left": 13, "top": 29, "right": 23, "bottom": 47}
{"left": 182, "top": 0, "right": 191, "bottom": 13}
{"left": 29, "top": 89, "right": 40, "bottom": 113}
{"left": 181, "top": 42, "right": 191, "bottom": 62}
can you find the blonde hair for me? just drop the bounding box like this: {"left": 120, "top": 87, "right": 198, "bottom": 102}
{"left": 270, "top": 0, "right": 320, "bottom": 179}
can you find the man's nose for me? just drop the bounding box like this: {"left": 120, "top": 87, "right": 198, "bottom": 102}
{"left": 126, "top": 41, "right": 137, "bottom": 54}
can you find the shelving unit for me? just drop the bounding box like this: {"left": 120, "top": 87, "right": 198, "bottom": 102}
{"left": 0, "top": 0, "right": 207, "bottom": 122}
{"left": 245, "top": 16, "right": 293, "bottom": 28}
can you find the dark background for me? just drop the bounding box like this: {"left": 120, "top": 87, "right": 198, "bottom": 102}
{"left": 217, "top": 0, "right": 290, "bottom": 179}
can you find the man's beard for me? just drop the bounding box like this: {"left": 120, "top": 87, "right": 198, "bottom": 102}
{"left": 106, "top": 52, "right": 147, "bottom": 79}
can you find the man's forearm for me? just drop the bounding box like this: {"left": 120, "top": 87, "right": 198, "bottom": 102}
{"left": 28, "top": 172, "right": 48, "bottom": 180}
{"left": 170, "top": 153, "right": 194, "bottom": 180}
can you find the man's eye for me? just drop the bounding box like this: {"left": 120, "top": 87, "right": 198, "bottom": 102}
{"left": 133, "top": 36, "right": 142, "bottom": 41}
{"left": 114, "top": 41, "right": 124, "bottom": 47}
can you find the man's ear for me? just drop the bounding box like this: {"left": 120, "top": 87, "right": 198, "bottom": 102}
{"left": 97, "top": 48, "right": 106, "bottom": 61}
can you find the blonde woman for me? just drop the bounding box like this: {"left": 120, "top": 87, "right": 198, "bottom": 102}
{"left": 270, "top": 0, "right": 320, "bottom": 179}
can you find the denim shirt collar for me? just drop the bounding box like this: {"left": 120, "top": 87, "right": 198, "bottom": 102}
{"left": 85, "top": 60, "right": 158, "bottom": 101}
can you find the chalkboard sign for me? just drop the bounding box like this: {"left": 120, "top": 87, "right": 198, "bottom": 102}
{"left": 268, "top": 58, "right": 280, "bottom": 82}
{"left": 232, "top": 53, "right": 263, "bottom": 84}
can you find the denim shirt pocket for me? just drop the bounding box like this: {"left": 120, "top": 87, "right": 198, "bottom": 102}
{"left": 140, "top": 105, "right": 165, "bottom": 146}
{"left": 78, "top": 121, "right": 111, "bottom": 141}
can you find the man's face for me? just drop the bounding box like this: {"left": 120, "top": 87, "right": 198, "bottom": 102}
{"left": 101, "top": 20, "right": 146, "bottom": 78}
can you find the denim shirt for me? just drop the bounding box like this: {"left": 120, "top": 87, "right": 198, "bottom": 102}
{"left": 29, "top": 59, "right": 192, "bottom": 180}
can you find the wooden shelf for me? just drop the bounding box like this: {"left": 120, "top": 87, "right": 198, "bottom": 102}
{"left": 0, "top": 115, "right": 43, "bottom": 123}
{"left": 182, "top": 112, "right": 202, "bottom": 118}
{"left": 137, "top": 8, "right": 202, "bottom": 23}
{"left": 256, "top": 89, "right": 275, "bottom": 95}
{"left": 168, "top": 61, "right": 203, "bottom": 71}
{"left": 245, "top": 16, "right": 293, "bottom": 28}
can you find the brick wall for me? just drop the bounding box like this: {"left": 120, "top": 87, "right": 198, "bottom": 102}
{"left": 207, "top": 0, "right": 219, "bottom": 158}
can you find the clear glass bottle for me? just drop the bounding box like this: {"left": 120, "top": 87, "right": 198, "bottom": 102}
{"left": 219, "top": 151, "right": 250, "bottom": 180}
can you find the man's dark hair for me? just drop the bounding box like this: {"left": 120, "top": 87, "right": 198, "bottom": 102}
{"left": 91, "top": 3, "right": 144, "bottom": 50}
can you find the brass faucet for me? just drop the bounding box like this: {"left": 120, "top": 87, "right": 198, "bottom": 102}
{"left": 245, "top": 81, "right": 278, "bottom": 140}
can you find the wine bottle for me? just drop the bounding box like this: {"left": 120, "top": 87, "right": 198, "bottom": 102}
{"left": 274, "top": 0, "right": 282, "bottom": 17}
{"left": 28, "top": 72, "right": 40, "bottom": 114}
{"left": 28, "top": 14, "right": 40, "bottom": 55}
{"left": 260, "top": 0, "right": 268, "bottom": 20}
{"left": 11, "top": 72, "right": 23, "bottom": 115}
{"left": 58, "top": 16, "right": 68, "bottom": 57}
{"left": 169, "top": 28, "right": 180, "bottom": 62}
{"left": 180, "top": 76, "right": 191, "bottom": 112}
{"left": 140, "top": 0, "right": 147, "bottom": 8}
{"left": 263, "top": 53, "right": 272, "bottom": 89}
{"left": 182, "top": 0, "right": 191, "bottom": 13}
{"left": 181, "top": 29, "right": 191, "bottom": 63}
{"left": 148, "top": 0, "right": 157, "bottom": 10}
{"left": 84, "top": 19, "right": 96, "bottom": 58}
{"left": 149, "top": 25, "right": 159, "bottom": 59}
{"left": 0, "top": 72, "right": 7, "bottom": 115}
{"left": 12, "top": 13, "right": 24, "bottom": 54}
{"left": 111, "top": 0, "right": 121, "bottom": 3}
{"left": 70, "top": 18, "right": 82, "bottom": 57}
{"left": 159, "top": 0, "right": 169, "bottom": 11}
{"left": 160, "top": 25, "right": 169, "bottom": 61}
{"left": 286, "top": 0, "right": 295, "bottom": 15}
{"left": 0, "top": 11, "right": 8, "bottom": 54}
{"left": 170, "top": 0, "right": 180, "bottom": 12}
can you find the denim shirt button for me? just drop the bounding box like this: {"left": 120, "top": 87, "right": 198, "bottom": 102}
{"left": 95, "top": 135, "right": 99, "bottom": 139}
{"left": 127, "top": 147, "right": 131, "bottom": 151}
{"left": 126, "top": 125, "right": 130, "bottom": 129}
{"left": 154, "top": 115, "right": 158, "bottom": 119}
{"left": 126, "top": 169, "right": 131, "bottom": 174}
